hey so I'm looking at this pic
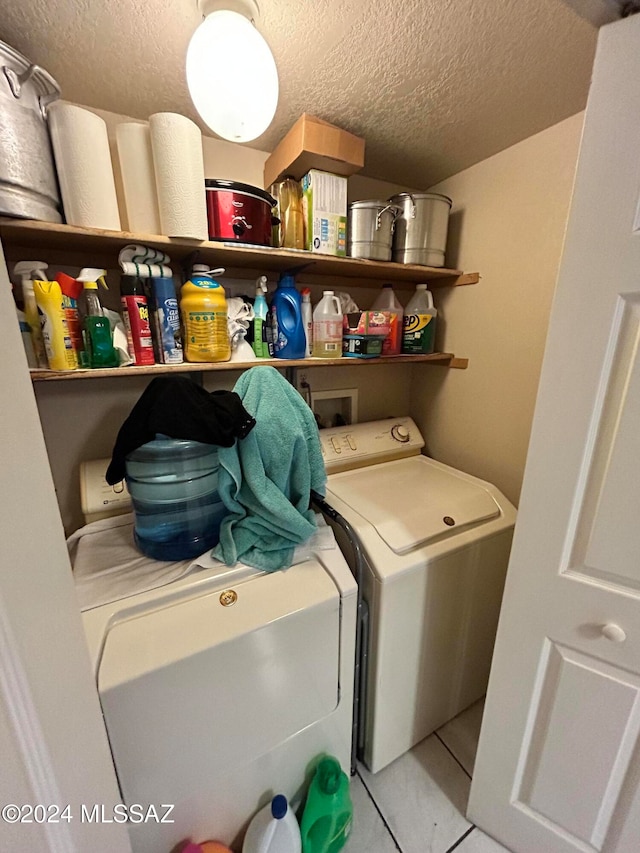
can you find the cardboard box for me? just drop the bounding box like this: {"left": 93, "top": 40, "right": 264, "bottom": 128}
{"left": 302, "top": 170, "right": 347, "bottom": 256}
{"left": 264, "top": 114, "right": 365, "bottom": 189}
{"left": 344, "top": 311, "right": 391, "bottom": 335}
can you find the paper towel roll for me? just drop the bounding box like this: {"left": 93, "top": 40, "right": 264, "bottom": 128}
{"left": 48, "top": 103, "right": 121, "bottom": 231}
{"left": 149, "top": 112, "right": 208, "bottom": 241}
{"left": 115, "top": 122, "right": 161, "bottom": 234}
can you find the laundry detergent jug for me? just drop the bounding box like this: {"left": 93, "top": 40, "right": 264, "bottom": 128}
{"left": 300, "top": 757, "right": 352, "bottom": 853}
{"left": 272, "top": 271, "right": 306, "bottom": 359}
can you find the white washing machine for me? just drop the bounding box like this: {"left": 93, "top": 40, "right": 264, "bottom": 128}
{"left": 76, "top": 516, "right": 356, "bottom": 853}
{"left": 314, "top": 417, "right": 517, "bottom": 774}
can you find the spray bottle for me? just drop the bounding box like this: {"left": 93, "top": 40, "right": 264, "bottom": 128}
{"left": 77, "top": 268, "right": 119, "bottom": 368}
{"left": 252, "top": 275, "right": 269, "bottom": 358}
{"left": 301, "top": 288, "right": 313, "bottom": 357}
{"left": 14, "top": 261, "right": 49, "bottom": 367}
{"left": 33, "top": 277, "right": 78, "bottom": 370}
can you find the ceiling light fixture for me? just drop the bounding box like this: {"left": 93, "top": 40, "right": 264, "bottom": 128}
{"left": 186, "top": 0, "right": 279, "bottom": 144}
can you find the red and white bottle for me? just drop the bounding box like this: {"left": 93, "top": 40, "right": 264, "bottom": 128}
{"left": 120, "top": 274, "right": 155, "bottom": 365}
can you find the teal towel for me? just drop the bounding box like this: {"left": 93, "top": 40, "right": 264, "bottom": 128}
{"left": 212, "top": 366, "right": 326, "bottom": 570}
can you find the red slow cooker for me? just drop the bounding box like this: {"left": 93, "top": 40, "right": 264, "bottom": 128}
{"left": 205, "top": 179, "right": 277, "bottom": 246}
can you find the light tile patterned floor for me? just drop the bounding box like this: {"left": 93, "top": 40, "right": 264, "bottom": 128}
{"left": 344, "top": 699, "right": 512, "bottom": 853}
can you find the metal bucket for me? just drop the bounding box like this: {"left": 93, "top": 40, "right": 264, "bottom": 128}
{"left": 390, "top": 192, "right": 452, "bottom": 267}
{"left": 347, "top": 200, "right": 401, "bottom": 261}
{"left": 0, "top": 41, "right": 62, "bottom": 223}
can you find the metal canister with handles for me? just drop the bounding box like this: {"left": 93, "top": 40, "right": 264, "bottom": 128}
{"left": 390, "top": 192, "right": 452, "bottom": 267}
{"left": 0, "top": 40, "right": 62, "bottom": 222}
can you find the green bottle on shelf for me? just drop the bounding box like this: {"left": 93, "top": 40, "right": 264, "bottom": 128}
{"left": 300, "top": 756, "right": 353, "bottom": 853}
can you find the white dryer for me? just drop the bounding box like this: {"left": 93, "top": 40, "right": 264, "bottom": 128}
{"left": 315, "top": 418, "right": 516, "bottom": 774}
{"left": 77, "top": 519, "right": 356, "bottom": 853}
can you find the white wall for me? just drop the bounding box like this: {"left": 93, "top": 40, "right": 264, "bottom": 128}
{"left": 410, "top": 112, "right": 585, "bottom": 506}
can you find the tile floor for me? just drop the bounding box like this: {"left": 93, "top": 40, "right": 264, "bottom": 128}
{"left": 344, "top": 699, "right": 511, "bottom": 853}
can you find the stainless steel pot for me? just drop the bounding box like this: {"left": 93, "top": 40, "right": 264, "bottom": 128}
{"left": 389, "top": 192, "right": 452, "bottom": 267}
{"left": 347, "top": 200, "right": 401, "bottom": 261}
{"left": 0, "top": 41, "right": 62, "bottom": 223}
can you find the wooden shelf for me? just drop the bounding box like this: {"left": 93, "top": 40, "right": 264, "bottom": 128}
{"left": 0, "top": 218, "right": 479, "bottom": 288}
{"left": 1, "top": 218, "right": 473, "bottom": 377}
{"left": 30, "top": 352, "right": 467, "bottom": 383}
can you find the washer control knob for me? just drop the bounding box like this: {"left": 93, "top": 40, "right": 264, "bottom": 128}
{"left": 391, "top": 424, "right": 410, "bottom": 443}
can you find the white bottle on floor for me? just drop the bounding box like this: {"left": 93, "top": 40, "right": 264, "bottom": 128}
{"left": 242, "top": 794, "right": 302, "bottom": 853}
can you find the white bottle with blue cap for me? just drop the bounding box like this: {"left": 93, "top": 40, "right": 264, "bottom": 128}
{"left": 242, "top": 794, "right": 301, "bottom": 853}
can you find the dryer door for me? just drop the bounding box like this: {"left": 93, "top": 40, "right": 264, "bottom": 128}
{"left": 97, "top": 559, "right": 340, "bottom": 852}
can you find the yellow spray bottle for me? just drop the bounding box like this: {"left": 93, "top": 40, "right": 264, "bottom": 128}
{"left": 33, "top": 277, "right": 78, "bottom": 370}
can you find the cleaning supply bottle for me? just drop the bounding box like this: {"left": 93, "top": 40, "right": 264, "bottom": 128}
{"left": 252, "top": 275, "right": 269, "bottom": 358}
{"left": 147, "top": 275, "right": 184, "bottom": 365}
{"left": 372, "top": 283, "right": 404, "bottom": 356}
{"left": 242, "top": 794, "right": 301, "bottom": 853}
{"left": 300, "top": 756, "right": 352, "bottom": 853}
{"left": 402, "top": 283, "right": 437, "bottom": 355}
{"left": 56, "top": 272, "right": 85, "bottom": 364}
{"left": 180, "top": 265, "right": 230, "bottom": 363}
{"left": 301, "top": 288, "right": 313, "bottom": 357}
{"left": 16, "top": 306, "right": 37, "bottom": 368}
{"left": 312, "top": 291, "right": 343, "bottom": 359}
{"left": 120, "top": 274, "right": 155, "bottom": 365}
{"left": 77, "top": 268, "right": 119, "bottom": 368}
{"left": 271, "top": 271, "right": 306, "bottom": 359}
{"left": 33, "top": 277, "right": 78, "bottom": 370}
{"left": 14, "top": 261, "right": 49, "bottom": 367}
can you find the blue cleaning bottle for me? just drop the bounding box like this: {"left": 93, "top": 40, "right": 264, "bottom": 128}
{"left": 272, "top": 270, "right": 306, "bottom": 359}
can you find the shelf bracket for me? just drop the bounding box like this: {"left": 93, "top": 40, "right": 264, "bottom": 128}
{"left": 447, "top": 272, "right": 480, "bottom": 287}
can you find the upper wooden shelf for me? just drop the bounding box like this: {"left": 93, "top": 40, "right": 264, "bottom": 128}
{"left": 0, "top": 218, "right": 479, "bottom": 288}
{"left": 30, "top": 352, "right": 468, "bottom": 383}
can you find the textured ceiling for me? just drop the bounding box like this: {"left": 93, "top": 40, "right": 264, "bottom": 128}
{"left": 0, "top": 0, "right": 599, "bottom": 188}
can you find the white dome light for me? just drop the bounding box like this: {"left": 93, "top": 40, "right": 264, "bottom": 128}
{"left": 186, "top": 2, "right": 279, "bottom": 144}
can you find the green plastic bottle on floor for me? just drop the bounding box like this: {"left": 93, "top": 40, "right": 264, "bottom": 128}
{"left": 300, "top": 757, "right": 353, "bottom": 853}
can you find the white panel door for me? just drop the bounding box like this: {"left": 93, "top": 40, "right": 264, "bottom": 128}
{"left": 469, "top": 14, "right": 640, "bottom": 853}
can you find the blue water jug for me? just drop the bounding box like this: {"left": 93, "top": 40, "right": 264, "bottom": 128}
{"left": 125, "top": 437, "right": 226, "bottom": 561}
{"left": 272, "top": 272, "right": 306, "bottom": 359}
